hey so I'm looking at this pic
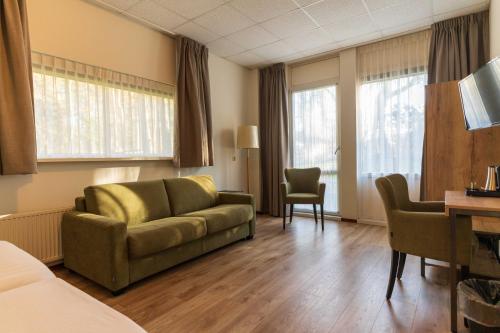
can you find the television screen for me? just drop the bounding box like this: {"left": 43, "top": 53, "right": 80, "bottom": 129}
{"left": 459, "top": 57, "right": 500, "bottom": 130}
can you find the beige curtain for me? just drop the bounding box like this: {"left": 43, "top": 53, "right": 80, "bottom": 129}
{"left": 428, "top": 11, "right": 490, "bottom": 84}
{"left": 259, "top": 63, "right": 289, "bottom": 217}
{"left": 175, "top": 36, "right": 213, "bottom": 168}
{"left": 0, "top": 0, "right": 37, "bottom": 174}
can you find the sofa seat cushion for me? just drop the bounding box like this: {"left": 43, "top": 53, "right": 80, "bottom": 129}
{"left": 181, "top": 204, "right": 253, "bottom": 234}
{"left": 127, "top": 217, "right": 207, "bottom": 259}
{"left": 286, "top": 193, "right": 321, "bottom": 204}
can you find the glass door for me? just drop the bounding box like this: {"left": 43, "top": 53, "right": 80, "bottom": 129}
{"left": 291, "top": 85, "right": 339, "bottom": 214}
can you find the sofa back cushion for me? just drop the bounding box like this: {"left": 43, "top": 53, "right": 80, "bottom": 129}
{"left": 84, "top": 180, "right": 171, "bottom": 225}
{"left": 164, "top": 175, "right": 218, "bottom": 215}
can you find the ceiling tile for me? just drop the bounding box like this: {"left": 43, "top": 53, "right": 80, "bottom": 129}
{"left": 322, "top": 14, "right": 379, "bottom": 42}
{"left": 303, "top": 0, "right": 367, "bottom": 25}
{"left": 338, "top": 31, "right": 383, "bottom": 48}
{"left": 226, "top": 25, "right": 277, "bottom": 49}
{"left": 283, "top": 28, "right": 332, "bottom": 52}
{"left": 260, "top": 9, "right": 317, "bottom": 39}
{"left": 252, "top": 40, "right": 298, "bottom": 59}
{"left": 364, "top": 0, "right": 406, "bottom": 12}
{"left": 227, "top": 51, "right": 266, "bottom": 67}
{"left": 207, "top": 38, "right": 246, "bottom": 57}
{"left": 155, "top": 0, "right": 225, "bottom": 19}
{"left": 127, "top": 0, "right": 186, "bottom": 30}
{"left": 229, "top": 0, "right": 298, "bottom": 23}
{"left": 432, "top": 0, "right": 488, "bottom": 15}
{"left": 99, "top": 0, "right": 141, "bottom": 11}
{"left": 194, "top": 5, "right": 255, "bottom": 36}
{"left": 381, "top": 17, "right": 432, "bottom": 36}
{"left": 370, "top": 0, "right": 432, "bottom": 29}
{"left": 174, "top": 22, "right": 219, "bottom": 43}
{"left": 295, "top": 0, "right": 323, "bottom": 6}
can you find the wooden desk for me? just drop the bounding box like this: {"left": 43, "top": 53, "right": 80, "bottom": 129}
{"left": 445, "top": 191, "right": 500, "bottom": 332}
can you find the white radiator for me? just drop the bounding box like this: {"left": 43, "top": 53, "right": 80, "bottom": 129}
{"left": 0, "top": 207, "right": 72, "bottom": 265}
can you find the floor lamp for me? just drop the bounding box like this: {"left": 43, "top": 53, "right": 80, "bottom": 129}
{"left": 237, "top": 125, "right": 259, "bottom": 193}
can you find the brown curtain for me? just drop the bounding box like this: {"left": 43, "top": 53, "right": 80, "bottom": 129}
{"left": 175, "top": 36, "right": 213, "bottom": 168}
{"left": 427, "top": 11, "right": 490, "bottom": 84}
{"left": 0, "top": 0, "right": 37, "bottom": 175}
{"left": 259, "top": 63, "right": 289, "bottom": 217}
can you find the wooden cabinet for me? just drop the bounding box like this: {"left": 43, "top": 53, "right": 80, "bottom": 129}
{"left": 422, "top": 81, "right": 500, "bottom": 200}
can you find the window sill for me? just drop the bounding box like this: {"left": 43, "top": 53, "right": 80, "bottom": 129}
{"left": 37, "top": 157, "right": 174, "bottom": 163}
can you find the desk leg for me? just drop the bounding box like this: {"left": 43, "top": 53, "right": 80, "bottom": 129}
{"left": 449, "top": 209, "right": 457, "bottom": 333}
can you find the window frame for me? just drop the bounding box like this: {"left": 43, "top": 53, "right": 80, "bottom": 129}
{"left": 32, "top": 67, "right": 176, "bottom": 163}
{"left": 289, "top": 80, "right": 341, "bottom": 215}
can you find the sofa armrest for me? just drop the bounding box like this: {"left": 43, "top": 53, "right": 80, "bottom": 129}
{"left": 218, "top": 192, "right": 254, "bottom": 205}
{"left": 61, "top": 211, "right": 129, "bottom": 292}
{"left": 218, "top": 192, "right": 256, "bottom": 236}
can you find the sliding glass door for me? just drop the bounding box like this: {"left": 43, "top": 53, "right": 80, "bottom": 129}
{"left": 291, "top": 85, "right": 339, "bottom": 214}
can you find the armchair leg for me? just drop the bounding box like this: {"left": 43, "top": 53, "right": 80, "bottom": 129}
{"left": 386, "top": 250, "right": 400, "bottom": 300}
{"left": 313, "top": 204, "right": 318, "bottom": 223}
{"left": 420, "top": 257, "right": 425, "bottom": 278}
{"left": 289, "top": 204, "right": 294, "bottom": 224}
{"left": 396, "top": 253, "right": 406, "bottom": 279}
{"left": 282, "top": 204, "right": 286, "bottom": 230}
{"left": 460, "top": 265, "right": 469, "bottom": 281}
{"left": 320, "top": 204, "right": 324, "bottom": 231}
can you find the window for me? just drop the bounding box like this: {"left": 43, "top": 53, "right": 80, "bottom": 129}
{"left": 291, "top": 85, "right": 339, "bottom": 213}
{"left": 32, "top": 52, "right": 175, "bottom": 160}
{"left": 358, "top": 73, "right": 426, "bottom": 176}
{"left": 357, "top": 30, "right": 430, "bottom": 222}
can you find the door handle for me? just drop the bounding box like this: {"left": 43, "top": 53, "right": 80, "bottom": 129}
{"left": 334, "top": 146, "right": 341, "bottom": 155}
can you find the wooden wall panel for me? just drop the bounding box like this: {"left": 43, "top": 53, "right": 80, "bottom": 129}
{"left": 423, "top": 81, "right": 500, "bottom": 200}
{"left": 424, "top": 81, "right": 473, "bottom": 201}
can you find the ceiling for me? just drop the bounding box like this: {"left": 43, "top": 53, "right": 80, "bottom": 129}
{"left": 91, "top": 0, "right": 490, "bottom": 68}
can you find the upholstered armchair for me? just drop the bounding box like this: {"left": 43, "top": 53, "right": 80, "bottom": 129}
{"left": 281, "top": 167, "right": 326, "bottom": 231}
{"left": 375, "top": 174, "right": 473, "bottom": 299}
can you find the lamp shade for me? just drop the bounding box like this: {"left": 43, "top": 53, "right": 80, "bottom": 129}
{"left": 237, "top": 125, "right": 259, "bottom": 149}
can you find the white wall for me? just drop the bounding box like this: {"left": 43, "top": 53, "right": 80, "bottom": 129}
{"left": 491, "top": 0, "right": 500, "bottom": 58}
{"left": 0, "top": 0, "right": 251, "bottom": 214}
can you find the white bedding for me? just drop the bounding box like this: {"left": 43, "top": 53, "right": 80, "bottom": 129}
{"left": 0, "top": 241, "right": 54, "bottom": 292}
{"left": 0, "top": 278, "right": 146, "bottom": 333}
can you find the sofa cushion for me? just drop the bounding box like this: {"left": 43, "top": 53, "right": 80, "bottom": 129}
{"left": 84, "top": 180, "right": 171, "bottom": 226}
{"left": 127, "top": 217, "right": 207, "bottom": 258}
{"left": 181, "top": 204, "right": 253, "bottom": 234}
{"left": 164, "top": 175, "right": 218, "bottom": 216}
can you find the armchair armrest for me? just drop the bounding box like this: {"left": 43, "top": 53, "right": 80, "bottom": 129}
{"left": 217, "top": 192, "right": 256, "bottom": 236}
{"left": 390, "top": 210, "right": 472, "bottom": 265}
{"left": 319, "top": 183, "right": 326, "bottom": 203}
{"left": 408, "top": 201, "right": 445, "bottom": 212}
{"left": 281, "top": 182, "right": 290, "bottom": 202}
{"left": 61, "top": 211, "right": 129, "bottom": 292}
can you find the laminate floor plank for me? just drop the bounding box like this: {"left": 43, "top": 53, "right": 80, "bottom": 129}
{"left": 53, "top": 215, "right": 464, "bottom": 333}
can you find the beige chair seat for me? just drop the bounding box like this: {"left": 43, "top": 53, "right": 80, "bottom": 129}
{"left": 286, "top": 193, "right": 321, "bottom": 204}
{"left": 182, "top": 204, "right": 253, "bottom": 234}
{"left": 127, "top": 217, "right": 207, "bottom": 258}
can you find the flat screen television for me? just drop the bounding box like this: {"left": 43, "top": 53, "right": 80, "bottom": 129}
{"left": 459, "top": 57, "right": 500, "bottom": 130}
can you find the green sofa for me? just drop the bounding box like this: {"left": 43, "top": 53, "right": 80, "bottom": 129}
{"left": 61, "top": 175, "right": 255, "bottom": 294}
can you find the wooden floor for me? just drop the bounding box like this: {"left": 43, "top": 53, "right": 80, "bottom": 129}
{"left": 53, "top": 215, "right": 467, "bottom": 333}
